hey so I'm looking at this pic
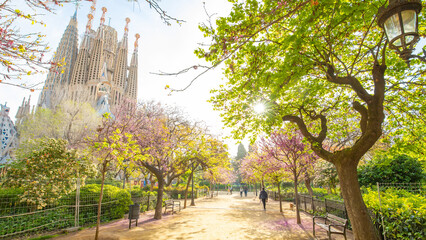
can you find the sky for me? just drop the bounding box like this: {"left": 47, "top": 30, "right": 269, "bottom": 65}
{"left": 0, "top": 0, "right": 249, "bottom": 156}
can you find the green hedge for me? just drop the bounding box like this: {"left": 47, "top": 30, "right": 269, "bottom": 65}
{"left": 363, "top": 188, "right": 426, "bottom": 240}
{"left": 69, "top": 184, "right": 132, "bottom": 224}
{"left": 0, "top": 184, "right": 131, "bottom": 239}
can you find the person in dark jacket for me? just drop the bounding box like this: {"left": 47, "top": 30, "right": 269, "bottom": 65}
{"left": 259, "top": 188, "right": 268, "bottom": 210}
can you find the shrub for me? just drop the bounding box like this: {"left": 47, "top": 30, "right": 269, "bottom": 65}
{"left": 85, "top": 179, "right": 122, "bottom": 188}
{"left": 358, "top": 154, "right": 425, "bottom": 187}
{"left": 3, "top": 138, "right": 94, "bottom": 209}
{"left": 363, "top": 188, "right": 426, "bottom": 240}
{"left": 131, "top": 186, "right": 144, "bottom": 198}
{"left": 79, "top": 184, "right": 131, "bottom": 220}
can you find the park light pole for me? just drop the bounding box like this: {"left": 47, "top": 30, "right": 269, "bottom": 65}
{"left": 122, "top": 159, "right": 130, "bottom": 189}
{"left": 190, "top": 162, "right": 196, "bottom": 206}
{"left": 377, "top": 0, "right": 424, "bottom": 65}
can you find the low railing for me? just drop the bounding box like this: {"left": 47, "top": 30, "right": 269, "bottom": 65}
{"left": 268, "top": 191, "right": 347, "bottom": 219}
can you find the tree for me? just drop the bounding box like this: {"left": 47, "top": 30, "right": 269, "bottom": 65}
{"left": 259, "top": 129, "right": 316, "bottom": 223}
{"left": 18, "top": 100, "right": 100, "bottom": 145}
{"left": 194, "top": 1, "right": 425, "bottom": 239}
{"left": 358, "top": 154, "right": 425, "bottom": 187}
{"left": 236, "top": 143, "right": 247, "bottom": 160}
{"left": 85, "top": 112, "right": 144, "bottom": 240}
{"left": 3, "top": 138, "right": 94, "bottom": 209}
{"left": 181, "top": 134, "right": 230, "bottom": 208}
{"left": 240, "top": 149, "right": 269, "bottom": 188}
{"left": 133, "top": 102, "right": 205, "bottom": 219}
{"left": 0, "top": 0, "right": 64, "bottom": 87}
{"left": 231, "top": 143, "right": 247, "bottom": 184}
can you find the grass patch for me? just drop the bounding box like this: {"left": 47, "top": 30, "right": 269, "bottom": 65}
{"left": 28, "top": 234, "right": 60, "bottom": 240}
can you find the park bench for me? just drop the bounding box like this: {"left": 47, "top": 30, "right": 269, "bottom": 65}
{"left": 164, "top": 199, "right": 181, "bottom": 215}
{"left": 313, "top": 213, "right": 348, "bottom": 240}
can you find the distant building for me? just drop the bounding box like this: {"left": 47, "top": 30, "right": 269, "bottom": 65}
{"left": 37, "top": 2, "right": 139, "bottom": 113}
{"left": 0, "top": 103, "right": 18, "bottom": 165}
{"left": 15, "top": 96, "right": 32, "bottom": 130}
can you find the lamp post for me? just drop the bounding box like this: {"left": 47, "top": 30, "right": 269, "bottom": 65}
{"left": 190, "top": 162, "right": 195, "bottom": 206}
{"left": 122, "top": 159, "right": 129, "bottom": 189}
{"left": 377, "top": 0, "right": 423, "bottom": 65}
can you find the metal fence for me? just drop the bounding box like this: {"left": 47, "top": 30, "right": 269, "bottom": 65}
{"left": 0, "top": 180, "right": 209, "bottom": 240}
{"left": 377, "top": 182, "right": 425, "bottom": 240}
{"left": 0, "top": 180, "right": 127, "bottom": 240}
{"left": 269, "top": 191, "right": 347, "bottom": 219}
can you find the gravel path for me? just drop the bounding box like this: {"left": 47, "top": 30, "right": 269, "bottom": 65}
{"left": 53, "top": 192, "right": 353, "bottom": 240}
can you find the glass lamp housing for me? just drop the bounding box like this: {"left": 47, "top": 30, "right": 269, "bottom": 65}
{"left": 378, "top": 0, "right": 422, "bottom": 63}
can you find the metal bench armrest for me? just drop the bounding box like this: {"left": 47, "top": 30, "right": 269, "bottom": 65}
{"left": 313, "top": 216, "right": 327, "bottom": 223}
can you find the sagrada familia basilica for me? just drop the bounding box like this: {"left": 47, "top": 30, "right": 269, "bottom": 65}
{"left": 0, "top": 1, "right": 139, "bottom": 165}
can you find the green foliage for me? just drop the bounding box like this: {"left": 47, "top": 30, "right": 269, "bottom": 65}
{"left": 358, "top": 154, "right": 425, "bottom": 187}
{"left": 3, "top": 138, "right": 95, "bottom": 209}
{"left": 363, "top": 188, "right": 426, "bottom": 240}
{"left": 314, "top": 161, "right": 339, "bottom": 194}
{"left": 0, "top": 184, "right": 131, "bottom": 238}
{"left": 236, "top": 143, "right": 247, "bottom": 160}
{"left": 28, "top": 235, "right": 60, "bottom": 240}
{"left": 86, "top": 179, "right": 122, "bottom": 188}
{"left": 77, "top": 184, "right": 132, "bottom": 221}
{"left": 18, "top": 101, "right": 100, "bottom": 145}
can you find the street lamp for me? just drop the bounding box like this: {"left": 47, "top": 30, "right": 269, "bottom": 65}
{"left": 377, "top": 0, "right": 423, "bottom": 64}
{"left": 122, "top": 159, "right": 130, "bottom": 189}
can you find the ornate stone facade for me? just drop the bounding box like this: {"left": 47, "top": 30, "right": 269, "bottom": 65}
{"left": 38, "top": 2, "right": 139, "bottom": 112}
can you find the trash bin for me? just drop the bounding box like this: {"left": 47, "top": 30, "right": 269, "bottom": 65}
{"left": 128, "top": 204, "right": 140, "bottom": 229}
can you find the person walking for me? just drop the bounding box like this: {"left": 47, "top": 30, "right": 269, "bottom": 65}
{"left": 230, "top": 186, "right": 233, "bottom": 195}
{"left": 240, "top": 187, "right": 243, "bottom": 197}
{"left": 259, "top": 188, "right": 268, "bottom": 210}
{"left": 243, "top": 185, "right": 248, "bottom": 197}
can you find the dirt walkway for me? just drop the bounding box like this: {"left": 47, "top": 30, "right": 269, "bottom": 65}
{"left": 53, "top": 192, "right": 353, "bottom": 240}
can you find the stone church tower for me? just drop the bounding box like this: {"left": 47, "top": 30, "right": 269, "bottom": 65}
{"left": 38, "top": 1, "right": 139, "bottom": 112}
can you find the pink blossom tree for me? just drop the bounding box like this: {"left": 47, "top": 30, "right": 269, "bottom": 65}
{"left": 132, "top": 102, "right": 209, "bottom": 219}
{"left": 240, "top": 145, "right": 287, "bottom": 211}
{"left": 259, "top": 129, "right": 317, "bottom": 224}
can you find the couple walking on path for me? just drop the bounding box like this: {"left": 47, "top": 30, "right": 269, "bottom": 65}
{"left": 239, "top": 186, "right": 248, "bottom": 197}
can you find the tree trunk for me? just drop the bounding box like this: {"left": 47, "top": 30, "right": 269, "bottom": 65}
{"left": 294, "top": 172, "right": 301, "bottom": 224}
{"left": 336, "top": 160, "right": 379, "bottom": 240}
{"left": 255, "top": 182, "right": 257, "bottom": 196}
{"left": 154, "top": 178, "right": 164, "bottom": 219}
{"left": 277, "top": 181, "right": 282, "bottom": 213}
{"left": 95, "top": 162, "right": 107, "bottom": 240}
{"left": 304, "top": 171, "right": 314, "bottom": 198}
{"left": 183, "top": 173, "right": 192, "bottom": 209}
{"left": 149, "top": 174, "right": 154, "bottom": 191}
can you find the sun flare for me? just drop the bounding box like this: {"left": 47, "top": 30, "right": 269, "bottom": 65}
{"left": 254, "top": 103, "right": 265, "bottom": 114}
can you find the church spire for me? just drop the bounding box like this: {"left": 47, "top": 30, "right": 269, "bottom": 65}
{"left": 124, "top": 17, "right": 130, "bottom": 38}
{"left": 111, "top": 18, "right": 130, "bottom": 105}
{"left": 125, "top": 33, "right": 139, "bottom": 102}
{"left": 86, "top": 7, "right": 107, "bottom": 100}
{"left": 38, "top": 7, "right": 79, "bottom": 109}
{"left": 72, "top": 3, "right": 78, "bottom": 21}
{"left": 85, "top": 0, "right": 97, "bottom": 33}
{"left": 100, "top": 7, "right": 107, "bottom": 26}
